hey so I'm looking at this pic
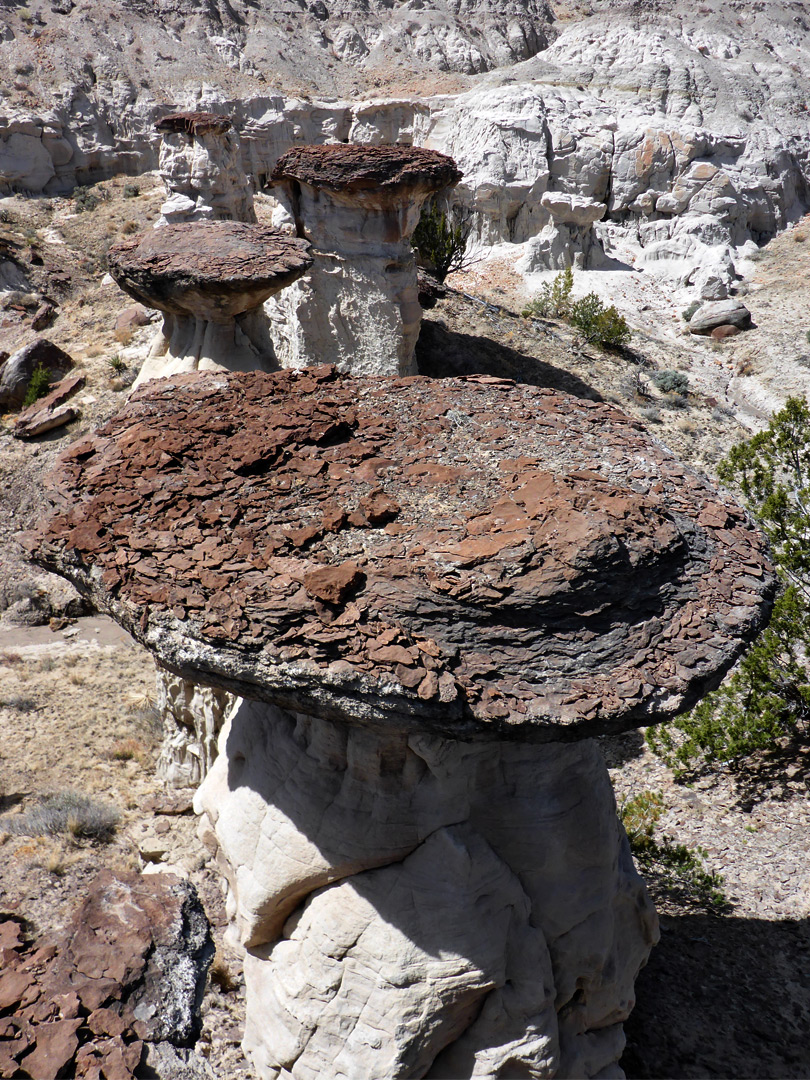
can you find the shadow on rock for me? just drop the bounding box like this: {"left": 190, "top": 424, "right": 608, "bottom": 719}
{"left": 416, "top": 316, "right": 603, "bottom": 402}
{"left": 623, "top": 912, "right": 810, "bottom": 1079}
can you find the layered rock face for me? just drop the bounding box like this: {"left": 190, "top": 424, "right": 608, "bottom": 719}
{"left": 107, "top": 221, "right": 311, "bottom": 385}
{"left": 155, "top": 667, "right": 238, "bottom": 788}
{"left": 156, "top": 111, "right": 257, "bottom": 227}
{"left": 35, "top": 367, "right": 775, "bottom": 1079}
{"left": 266, "top": 145, "right": 461, "bottom": 377}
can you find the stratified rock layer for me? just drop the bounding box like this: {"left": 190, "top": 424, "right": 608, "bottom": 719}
{"left": 107, "top": 222, "right": 311, "bottom": 383}
{"left": 35, "top": 366, "right": 775, "bottom": 742}
{"left": 267, "top": 145, "right": 461, "bottom": 377}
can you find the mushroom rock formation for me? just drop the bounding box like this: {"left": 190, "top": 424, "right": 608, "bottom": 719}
{"left": 156, "top": 111, "right": 257, "bottom": 227}
{"left": 266, "top": 144, "right": 462, "bottom": 377}
{"left": 516, "top": 192, "right": 608, "bottom": 272}
{"left": 107, "top": 221, "right": 312, "bottom": 387}
{"left": 34, "top": 367, "right": 775, "bottom": 1079}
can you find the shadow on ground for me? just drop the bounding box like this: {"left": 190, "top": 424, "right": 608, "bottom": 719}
{"left": 416, "top": 316, "right": 603, "bottom": 402}
{"left": 622, "top": 912, "right": 810, "bottom": 1078}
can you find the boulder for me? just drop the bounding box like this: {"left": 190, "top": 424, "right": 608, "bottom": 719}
{"left": 115, "top": 302, "right": 152, "bottom": 340}
{"left": 710, "top": 323, "right": 741, "bottom": 340}
{"left": 0, "top": 871, "right": 213, "bottom": 1079}
{"left": 12, "top": 372, "right": 84, "bottom": 438}
{"left": 0, "top": 338, "right": 73, "bottom": 410}
{"left": 689, "top": 298, "right": 752, "bottom": 334}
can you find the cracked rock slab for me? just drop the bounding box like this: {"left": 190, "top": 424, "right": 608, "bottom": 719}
{"left": 34, "top": 366, "right": 775, "bottom": 741}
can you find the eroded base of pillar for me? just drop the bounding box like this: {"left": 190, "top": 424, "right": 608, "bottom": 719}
{"left": 154, "top": 666, "right": 238, "bottom": 787}
{"left": 195, "top": 701, "right": 659, "bottom": 1079}
{"left": 135, "top": 309, "right": 277, "bottom": 387}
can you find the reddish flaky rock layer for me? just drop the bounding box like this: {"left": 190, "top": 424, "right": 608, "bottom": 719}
{"left": 270, "top": 144, "right": 462, "bottom": 192}
{"left": 107, "top": 223, "right": 312, "bottom": 318}
{"left": 156, "top": 111, "right": 233, "bottom": 137}
{"left": 35, "top": 367, "right": 775, "bottom": 741}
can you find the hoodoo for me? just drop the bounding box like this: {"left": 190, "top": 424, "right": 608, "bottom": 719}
{"left": 107, "top": 221, "right": 311, "bottom": 387}
{"left": 35, "top": 367, "right": 775, "bottom": 1079}
{"left": 155, "top": 111, "right": 257, "bottom": 227}
{"left": 266, "top": 144, "right": 462, "bottom": 376}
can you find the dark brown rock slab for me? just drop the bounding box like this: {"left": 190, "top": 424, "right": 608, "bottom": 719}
{"left": 34, "top": 367, "right": 775, "bottom": 742}
{"left": 271, "top": 143, "right": 462, "bottom": 193}
{"left": 156, "top": 111, "right": 232, "bottom": 137}
{"left": 0, "top": 872, "right": 213, "bottom": 1079}
{"left": 107, "top": 222, "right": 312, "bottom": 322}
{"left": 12, "top": 373, "right": 84, "bottom": 439}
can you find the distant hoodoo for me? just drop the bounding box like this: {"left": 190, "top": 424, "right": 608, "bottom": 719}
{"left": 107, "top": 221, "right": 311, "bottom": 386}
{"left": 155, "top": 110, "right": 257, "bottom": 227}
{"left": 35, "top": 367, "right": 775, "bottom": 1080}
{"left": 266, "top": 143, "right": 462, "bottom": 377}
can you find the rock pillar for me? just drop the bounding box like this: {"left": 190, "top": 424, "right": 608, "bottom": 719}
{"left": 266, "top": 145, "right": 461, "bottom": 377}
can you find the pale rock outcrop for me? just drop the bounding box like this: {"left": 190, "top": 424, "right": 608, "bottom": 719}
{"left": 155, "top": 668, "right": 238, "bottom": 788}
{"left": 517, "top": 192, "right": 607, "bottom": 271}
{"left": 106, "top": 221, "right": 311, "bottom": 385}
{"left": 36, "top": 367, "right": 775, "bottom": 1079}
{"left": 266, "top": 145, "right": 461, "bottom": 376}
{"left": 156, "top": 111, "right": 256, "bottom": 227}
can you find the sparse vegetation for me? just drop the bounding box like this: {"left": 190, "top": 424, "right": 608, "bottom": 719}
{"left": 521, "top": 267, "right": 574, "bottom": 319}
{"left": 522, "top": 269, "right": 631, "bottom": 349}
{"left": 681, "top": 300, "right": 701, "bottom": 321}
{"left": 649, "top": 396, "right": 810, "bottom": 775}
{"left": 651, "top": 369, "right": 690, "bottom": 395}
{"left": 73, "top": 184, "right": 110, "bottom": 213}
{"left": 106, "top": 353, "right": 126, "bottom": 374}
{"left": 412, "top": 201, "right": 473, "bottom": 283}
{"left": 22, "top": 363, "right": 52, "bottom": 408}
{"left": 620, "top": 790, "right": 728, "bottom": 909}
{"left": 569, "top": 293, "right": 631, "bottom": 348}
{"left": 123, "top": 183, "right": 140, "bottom": 199}
{"left": 2, "top": 791, "right": 120, "bottom": 842}
{"left": 121, "top": 220, "right": 139, "bottom": 235}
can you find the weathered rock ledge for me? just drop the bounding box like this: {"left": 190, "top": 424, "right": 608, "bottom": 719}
{"left": 34, "top": 366, "right": 775, "bottom": 742}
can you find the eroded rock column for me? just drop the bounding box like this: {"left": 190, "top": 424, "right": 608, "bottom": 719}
{"left": 266, "top": 145, "right": 461, "bottom": 376}
{"left": 196, "top": 701, "right": 656, "bottom": 1079}
{"left": 34, "top": 368, "right": 776, "bottom": 1080}
{"left": 156, "top": 111, "right": 257, "bottom": 226}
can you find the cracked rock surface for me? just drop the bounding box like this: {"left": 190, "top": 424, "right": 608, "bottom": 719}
{"left": 35, "top": 366, "right": 775, "bottom": 741}
{"left": 106, "top": 222, "right": 311, "bottom": 383}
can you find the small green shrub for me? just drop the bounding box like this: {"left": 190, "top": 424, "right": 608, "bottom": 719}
{"left": 570, "top": 293, "right": 631, "bottom": 349}
{"left": 521, "top": 267, "right": 574, "bottom": 319}
{"left": 123, "top": 183, "right": 140, "bottom": 199}
{"left": 22, "top": 363, "right": 52, "bottom": 408}
{"left": 412, "top": 201, "right": 472, "bottom": 283}
{"left": 649, "top": 396, "right": 810, "bottom": 776}
{"left": 620, "top": 790, "right": 728, "bottom": 909}
{"left": 73, "top": 185, "right": 109, "bottom": 213}
{"left": 106, "top": 353, "right": 125, "bottom": 373}
{"left": 681, "top": 300, "right": 701, "bottom": 321}
{"left": 651, "top": 369, "right": 690, "bottom": 395}
{"left": 2, "top": 791, "right": 120, "bottom": 842}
